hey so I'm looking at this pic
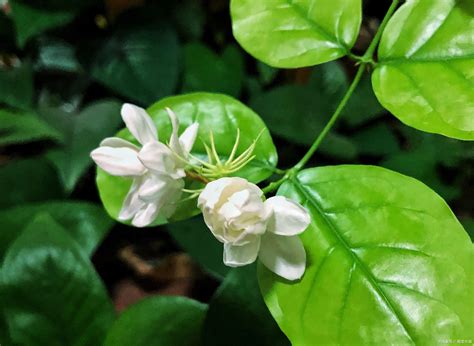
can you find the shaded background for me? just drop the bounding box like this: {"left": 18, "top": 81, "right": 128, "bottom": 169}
{"left": 0, "top": 0, "right": 472, "bottom": 344}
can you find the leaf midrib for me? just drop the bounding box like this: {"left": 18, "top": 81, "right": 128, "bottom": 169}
{"left": 290, "top": 177, "right": 417, "bottom": 344}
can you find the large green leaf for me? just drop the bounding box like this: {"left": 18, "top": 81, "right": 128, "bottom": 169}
{"left": 41, "top": 100, "right": 122, "bottom": 192}
{"left": 103, "top": 296, "right": 207, "bottom": 346}
{"left": 0, "top": 62, "right": 33, "bottom": 109}
{"left": 372, "top": 0, "right": 474, "bottom": 140}
{"left": 203, "top": 265, "right": 289, "bottom": 346}
{"left": 230, "top": 0, "right": 362, "bottom": 68}
{"left": 97, "top": 92, "right": 278, "bottom": 224}
{"left": 91, "top": 20, "right": 180, "bottom": 105}
{"left": 167, "top": 216, "right": 229, "bottom": 279}
{"left": 1, "top": 213, "right": 115, "bottom": 345}
{"left": 0, "top": 201, "right": 114, "bottom": 259}
{"left": 259, "top": 165, "right": 472, "bottom": 345}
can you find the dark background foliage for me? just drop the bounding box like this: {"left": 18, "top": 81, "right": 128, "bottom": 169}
{"left": 0, "top": 0, "right": 472, "bottom": 345}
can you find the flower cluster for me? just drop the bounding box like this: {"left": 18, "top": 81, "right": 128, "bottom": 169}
{"left": 91, "top": 104, "right": 310, "bottom": 281}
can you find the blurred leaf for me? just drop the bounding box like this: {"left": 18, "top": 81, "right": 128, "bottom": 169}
{"left": 1, "top": 213, "right": 115, "bottom": 346}
{"left": 167, "top": 216, "right": 229, "bottom": 279}
{"left": 0, "top": 201, "right": 114, "bottom": 259}
{"left": 9, "top": 0, "right": 76, "bottom": 48}
{"left": 230, "top": 0, "right": 362, "bottom": 68}
{"left": 41, "top": 100, "right": 122, "bottom": 193}
{"left": 14, "top": 0, "right": 95, "bottom": 11}
{"left": 250, "top": 63, "right": 357, "bottom": 159}
{"left": 182, "top": 43, "right": 244, "bottom": 97}
{"left": 203, "top": 265, "right": 289, "bottom": 346}
{"left": 257, "top": 61, "right": 278, "bottom": 85}
{"left": 0, "top": 158, "right": 64, "bottom": 209}
{"left": 173, "top": 0, "right": 205, "bottom": 40}
{"left": 36, "top": 38, "right": 80, "bottom": 73}
{"left": 0, "top": 108, "right": 62, "bottom": 145}
{"left": 104, "top": 296, "right": 207, "bottom": 346}
{"left": 352, "top": 123, "right": 400, "bottom": 156}
{"left": 97, "top": 93, "right": 278, "bottom": 225}
{"left": 91, "top": 19, "right": 180, "bottom": 105}
{"left": 0, "top": 61, "right": 33, "bottom": 109}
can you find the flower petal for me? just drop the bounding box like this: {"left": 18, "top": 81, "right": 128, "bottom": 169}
{"left": 166, "top": 107, "right": 181, "bottom": 154}
{"left": 223, "top": 238, "right": 261, "bottom": 267}
{"left": 259, "top": 233, "right": 306, "bottom": 281}
{"left": 179, "top": 122, "right": 199, "bottom": 155}
{"left": 90, "top": 146, "right": 145, "bottom": 177}
{"left": 118, "top": 177, "right": 146, "bottom": 220}
{"left": 138, "top": 141, "right": 184, "bottom": 178}
{"left": 197, "top": 177, "right": 252, "bottom": 211}
{"left": 100, "top": 137, "right": 139, "bottom": 151}
{"left": 121, "top": 103, "right": 157, "bottom": 145}
{"left": 264, "top": 196, "right": 310, "bottom": 236}
{"left": 131, "top": 203, "right": 159, "bottom": 228}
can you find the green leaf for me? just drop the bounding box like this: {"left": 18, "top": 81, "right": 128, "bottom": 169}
{"left": 13, "top": 0, "right": 95, "bottom": 11}
{"left": 203, "top": 265, "right": 289, "bottom": 346}
{"left": 372, "top": 0, "right": 474, "bottom": 140}
{"left": 91, "top": 20, "right": 180, "bottom": 105}
{"left": 230, "top": 0, "right": 362, "bottom": 68}
{"left": 0, "top": 108, "right": 62, "bottom": 146}
{"left": 0, "top": 158, "right": 64, "bottom": 209}
{"left": 41, "top": 100, "right": 122, "bottom": 192}
{"left": 167, "top": 216, "right": 229, "bottom": 279}
{"left": 36, "top": 37, "right": 81, "bottom": 73}
{"left": 10, "top": 0, "right": 76, "bottom": 48}
{"left": 0, "top": 62, "right": 33, "bottom": 109}
{"left": 0, "top": 201, "right": 114, "bottom": 259}
{"left": 352, "top": 123, "right": 400, "bottom": 156}
{"left": 250, "top": 62, "right": 358, "bottom": 159}
{"left": 1, "top": 213, "right": 115, "bottom": 345}
{"left": 104, "top": 296, "right": 207, "bottom": 346}
{"left": 97, "top": 92, "right": 278, "bottom": 224}
{"left": 259, "top": 165, "right": 473, "bottom": 345}
{"left": 182, "top": 43, "right": 244, "bottom": 97}
{"left": 257, "top": 61, "right": 278, "bottom": 85}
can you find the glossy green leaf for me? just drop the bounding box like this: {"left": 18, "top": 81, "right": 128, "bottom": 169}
{"left": 97, "top": 92, "right": 278, "bottom": 224}
{"left": 0, "top": 108, "right": 62, "bottom": 146}
{"left": 1, "top": 213, "right": 115, "bottom": 345}
{"left": 0, "top": 158, "right": 64, "bottom": 209}
{"left": 41, "top": 100, "right": 122, "bottom": 192}
{"left": 0, "top": 62, "right": 33, "bottom": 109}
{"left": 167, "top": 216, "right": 229, "bottom": 279}
{"left": 104, "top": 296, "right": 207, "bottom": 346}
{"left": 10, "top": 0, "right": 76, "bottom": 48}
{"left": 0, "top": 201, "right": 114, "bottom": 259}
{"left": 182, "top": 43, "right": 244, "bottom": 97}
{"left": 259, "top": 165, "right": 473, "bottom": 345}
{"left": 372, "top": 0, "right": 474, "bottom": 140}
{"left": 204, "top": 265, "right": 289, "bottom": 346}
{"left": 91, "top": 20, "right": 180, "bottom": 105}
{"left": 230, "top": 0, "right": 362, "bottom": 68}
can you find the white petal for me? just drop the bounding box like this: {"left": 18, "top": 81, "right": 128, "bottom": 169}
{"left": 166, "top": 107, "right": 181, "bottom": 154}
{"left": 100, "top": 137, "right": 139, "bottom": 151}
{"left": 90, "top": 146, "right": 145, "bottom": 177}
{"left": 131, "top": 203, "right": 159, "bottom": 228}
{"left": 197, "top": 177, "right": 249, "bottom": 211}
{"left": 138, "top": 175, "right": 184, "bottom": 204}
{"left": 138, "top": 141, "right": 180, "bottom": 177}
{"left": 264, "top": 196, "right": 310, "bottom": 236}
{"left": 121, "top": 103, "right": 157, "bottom": 145}
{"left": 179, "top": 122, "right": 199, "bottom": 155}
{"left": 223, "top": 238, "right": 261, "bottom": 267}
{"left": 259, "top": 233, "right": 306, "bottom": 281}
{"left": 119, "top": 178, "right": 146, "bottom": 220}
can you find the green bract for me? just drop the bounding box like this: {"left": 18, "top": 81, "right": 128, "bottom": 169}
{"left": 373, "top": 0, "right": 474, "bottom": 140}
{"left": 230, "top": 0, "right": 362, "bottom": 68}
{"left": 96, "top": 93, "right": 278, "bottom": 225}
{"left": 258, "top": 165, "right": 472, "bottom": 345}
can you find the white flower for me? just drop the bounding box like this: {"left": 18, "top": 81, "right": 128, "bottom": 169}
{"left": 91, "top": 104, "right": 199, "bottom": 227}
{"left": 198, "top": 177, "right": 310, "bottom": 281}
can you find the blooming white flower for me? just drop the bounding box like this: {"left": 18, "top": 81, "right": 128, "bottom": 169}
{"left": 91, "top": 104, "right": 199, "bottom": 227}
{"left": 198, "top": 177, "right": 310, "bottom": 281}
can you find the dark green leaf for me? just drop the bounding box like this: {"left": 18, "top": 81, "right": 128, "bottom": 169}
{"left": 0, "top": 61, "right": 33, "bottom": 109}
{"left": 41, "top": 100, "right": 122, "bottom": 192}
{"left": 257, "top": 61, "right": 278, "bottom": 85}
{"left": 167, "top": 216, "right": 229, "bottom": 279}
{"left": 1, "top": 213, "right": 115, "bottom": 346}
{"left": 259, "top": 165, "right": 472, "bottom": 345}
{"left": 204, "top": 265, "right": 289, "bottom": 346}
{"left": 352, "top": 123, "right": 400, "bottom": 156}
{"left": 36, "top": 37, "right": 81, "bottom": 73}
{"left": 104, "top": 296, "right": 207, "bottom": 346}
